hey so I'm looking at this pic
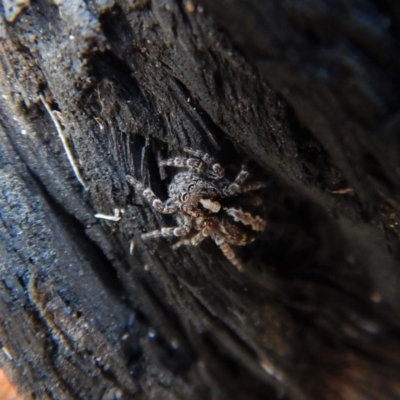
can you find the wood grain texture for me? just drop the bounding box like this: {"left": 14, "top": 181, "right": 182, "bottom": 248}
{"left": 0, "top": 1, "right": 399, "bottom": 399}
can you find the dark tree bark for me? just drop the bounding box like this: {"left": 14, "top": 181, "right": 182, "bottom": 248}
{"left": 0, "top": 1, "right": 400, "bottom": 399}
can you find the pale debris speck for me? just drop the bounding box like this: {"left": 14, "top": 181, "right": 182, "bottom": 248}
{"left": 95, "top": 208, "right": 121, "bottom": 222}
{"left": 39, "top": 94, "right": 88, "bottom": 189}
{"left": 1, "top": 346, "right": 13, "bottom": 360}
{"left": 129, "top": 238, "right": 135, "bottom": 254}
{"left": 184, "top": 1, "right": 196, "bottom": 13}
{"left": 370, "top": 292, "right": 382, "bottom": 303}
{"left": 259, "top": 358, "right": 283, "bottom": 381}
{"left": 330, "top": 187, "right": 353, "bottom": 195}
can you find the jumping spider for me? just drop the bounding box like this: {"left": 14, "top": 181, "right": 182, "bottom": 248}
{"left": 126, "top": 148, "right": 266, "bottom": 270}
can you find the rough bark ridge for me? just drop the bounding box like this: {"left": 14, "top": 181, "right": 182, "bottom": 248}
{"left": 0, "top": 0, "right": 399, "bottom": 399}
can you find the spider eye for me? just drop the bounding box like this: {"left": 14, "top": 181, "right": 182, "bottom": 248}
{"left": 181, "top": 193, "right": 189, "bottom": 203}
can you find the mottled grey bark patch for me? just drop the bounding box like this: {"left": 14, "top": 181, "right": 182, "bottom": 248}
{"left": 1, "top": 0, "right": 400, "bottom": 399}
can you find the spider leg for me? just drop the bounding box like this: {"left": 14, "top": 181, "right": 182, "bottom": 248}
{"left": 213, "top": 234, "right": 244, "bottom": 270}
{"left": 223, "top": 165, "right": 250, "bottom": 197}
{"left": 219, "top": 242, "right": 244, "bottom": 271}
{"left": 142, "top": 215, "right": 192, "bottom": 240}
{"left": 224, "top": 207, "right": 266, "bottom": 232}
{"left": 172, "top": 229, "right": 208, "bottom": 249}
{"left": 126, "top": 175, "right": 178, "bottom": 214}
{"left": 159, "top": 157, "right": 206, "bottom": 174}
{"left": 239, "top": 181, "right": 266, "bottom": 193}
{"left": 183, "top": 148, "right": 225, "bottom": 178}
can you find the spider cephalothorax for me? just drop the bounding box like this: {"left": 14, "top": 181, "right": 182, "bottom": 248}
{"left": 127, "top": 148, "right": 266, "bottom": 270}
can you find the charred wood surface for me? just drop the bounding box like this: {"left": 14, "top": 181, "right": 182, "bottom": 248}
{"left": 0, "top": 1, "right": 399, "bottom": 399}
